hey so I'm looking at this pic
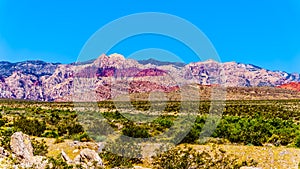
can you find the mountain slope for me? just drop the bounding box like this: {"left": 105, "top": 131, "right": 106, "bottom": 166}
{"left": 0, "top": 54, "right": 299, "bottom": 101}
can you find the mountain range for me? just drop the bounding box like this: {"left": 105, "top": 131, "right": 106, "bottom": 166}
{"left": 1, "top": 53, "right": 300, "bottom": 101}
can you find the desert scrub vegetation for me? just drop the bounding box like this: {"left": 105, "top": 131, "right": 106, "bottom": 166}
{"left": 31, "top": 138, "right": 49, "bottom": 156}
{"left": 1, "top": 99, "right": 300, "bottom": 167}
{"left": 99, "top": 137, "right": 143, "bottom": 168}
{"left": 180, "top": 114, "right": 300, "bottom": 146}
{"left": 151, "top": 145, "right": 257, "bottom": 169}
{"left": 2, "top": 100, "right": 300, "bottom": 147}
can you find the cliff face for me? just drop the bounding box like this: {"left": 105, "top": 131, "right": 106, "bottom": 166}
{"left": 0, "top": 54, "right": 299, "bottom": 101}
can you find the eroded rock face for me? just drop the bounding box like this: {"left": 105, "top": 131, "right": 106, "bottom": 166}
{"left": 10, "top": 132, "right": 33, "bottom": 161}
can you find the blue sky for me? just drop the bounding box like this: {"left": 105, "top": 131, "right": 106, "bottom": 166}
{"left": 0, "top": 0, "right": 300, "bottom": 73}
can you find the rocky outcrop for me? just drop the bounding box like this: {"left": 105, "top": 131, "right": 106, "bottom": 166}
{"left": 278, "top": 82, "right": 300, "bottom": 91}
{"left": 10, "top": 132, "right": 47, "bottom": 168}
{"left": 73, "top": 148, "right": 104, "bottom": 168}
{"left": 59, "top": 148, "right": 104, "bottom": 168}
{"left": 0, "top": 132, "right": 105, "bottom": 168}
{"left": 10, "top": 132, "right": 34, "bottom": 162}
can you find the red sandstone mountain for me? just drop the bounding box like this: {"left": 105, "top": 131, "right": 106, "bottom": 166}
{"left": 1, "top": 53, "right": 300, "bottom": 101}
{"left": 278, "top": 82, "right": 300, "bottom": 92}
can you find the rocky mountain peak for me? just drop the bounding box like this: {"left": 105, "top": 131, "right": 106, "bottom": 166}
{"left": 109, "top": 53, "right": 125, "bottom": 61}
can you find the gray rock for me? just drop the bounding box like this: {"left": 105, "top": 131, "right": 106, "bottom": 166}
{"left": 0, "top": 147, "right": 9, "bottom": 157}
{"left": 10, "top": 132, "right": 47, "bottom": 168}
{"left": 10, "top": 132, "right": 33, "bottom": 161}
{"left": 74, "top": 148, "right": 104, "bottom": 167}
{"left": 97, "top": 142, "right": 105, "bottom": 153}
{"left": 61, "top": 150, "right": 72, "bottom": 164}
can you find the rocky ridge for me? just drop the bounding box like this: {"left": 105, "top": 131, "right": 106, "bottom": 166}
{"left": 0, "top": 53, "right": 299, "bottom": 101}
{"left": 0, "top": 132, "right": 104, "bottom": 168}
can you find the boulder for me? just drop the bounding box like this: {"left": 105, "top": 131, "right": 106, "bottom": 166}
{"left": 10, "top": 132, "right": 47, "bottom": 168}
{"left": 29, "top": 156, "right": 48, "bottom": 169}
{"left": 10, "top": 132, "right": 33, "bottom": 161}
{"left": 74, "top": 148, "right": 104, "bottom": 168}
{"left": 97, "top": 142, "right": 105, "bottom": 153}
{"left": 61, "top": 150, "right": 72, "bottom": 164}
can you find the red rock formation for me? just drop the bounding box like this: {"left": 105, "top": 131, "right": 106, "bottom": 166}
{"left": 278, "top": 82, "right": 300, "bottom": 92}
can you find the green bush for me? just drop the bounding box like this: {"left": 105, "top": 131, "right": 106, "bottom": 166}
{"left": 14, "top": 117, "right": 46, "bottom": 136}
{"left": 57, "top": 121, "right": 84, "bottom": 136}
{"left": 180, "top": 115, "right": 299, "bottom": 146}
{"left": 122, "top": 125, "right": 150, "bottom": 138}
{"left": 42, "top": 130, "right": 59, "bottom": 138}
{"left": 153, "top": 116, "right": 174, "bottom": 129}
{"left": 0, "top": 113, "right": 7, "bottom": 127}
{"left": 100, "top": 137, "right": 142, "bottom": 168}
{"left": 294, "top": 135, "right": 300, "bottom": 148}
{"left": 31, "top": 138, "right": 48, "bottom": 156}
{"left": 0, "top": 127, "right": 16, "bottom": 150}
{"left": 79, "top": 132, "right": 92, "bottom": 142}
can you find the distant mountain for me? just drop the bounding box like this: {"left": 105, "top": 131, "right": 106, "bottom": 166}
{"left": 0, "top": 60, "right": 59, "bottom": 78}
{"left": 0, "top": 53, "right": 300, "bottom": 101}
{"left": 138, "top": 58, "right": 186, "bottom": 67}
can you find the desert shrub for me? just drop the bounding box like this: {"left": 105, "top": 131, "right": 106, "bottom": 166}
{"left": 179, "top": 115, "right": 298, "bottom": 146}
{"left": 78, "top": 112, "right": 115, "bottom": 141}
{"left": 42, "top": 130, "right": 59, "bottom": 138}
{"left": 122, "top": 124, "right": 150, "bottom": 138}
{"left": 46, "top": 112, "right": 61, "bottom": 125}
{"left": 102, "top": 111, "right": 126, "bottom": 121}
{"left": 31, "top": 138, "right": 48, "bottom": 156}
{"left": 294, "top": 134, "right": 300, "bottom": 148}
{"left": 100, "top": 151, "right": 135, "bottom": 168}
{"left": 100, "top": 137, "right": 142, "bottom": 168}
{"left": 79, "top": 132, "right": 92, "bottom": 142}
{"left": 57, "top": 121, "right": 84, "bottom": 136}
{"left": 180, "top": 116, "right": 206, "bottom": 144}
{"left": 213, "top": 115, "right": 298, "bottom": 146}
{"left": 0, "top": 114, "right": 7, "bottom": 127}
{"left": 46, "top": 154, "right": 73, "bottom": 169}
{"left": 153, "top": 116, "right": 174, "bottom": 129}
{"left": 152, "top": 145, "right": 257, "bottom": 169}
{"left": 14, "top": 117, "right": 46, "bottom": 136}
{"left": 0, "top": 127, "right": 16, "bottom": 150}
{"left": 223, "top": 103, "right": 300, "bottom": 120}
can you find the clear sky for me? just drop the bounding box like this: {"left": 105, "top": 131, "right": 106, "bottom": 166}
{"left": 0, "top": 0, "right": 300, "bottom": 73}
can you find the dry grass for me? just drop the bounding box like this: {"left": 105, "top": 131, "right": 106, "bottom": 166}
{"left": 189, "top": 144, "right": 300, "bottom": 169}
{"left": 34, "top": 137, "right": 98, "bottom": 160}
{"left": 37, "top": 136, "right": 300, "bottom": 168}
